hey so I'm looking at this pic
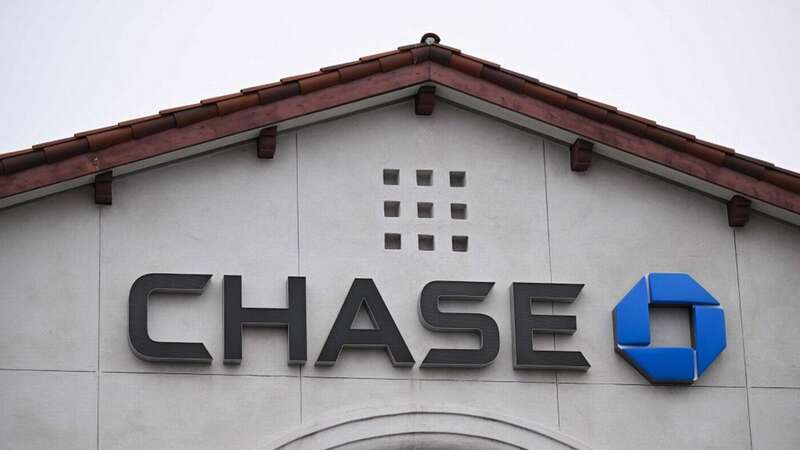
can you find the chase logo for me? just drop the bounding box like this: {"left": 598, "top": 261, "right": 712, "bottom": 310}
{"left": 613, "top": 273, "right": 726, "bottom": 384}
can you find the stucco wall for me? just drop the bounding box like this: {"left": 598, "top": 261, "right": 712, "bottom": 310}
{"left": 1, "top": 101, "right": 798, "bottom": 449}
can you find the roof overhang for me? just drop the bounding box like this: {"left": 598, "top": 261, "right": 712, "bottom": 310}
{"left": 429, "top": 67, "right": 800, "bottom": 226}
{"left": 0, "top": 64, "right": 428, "bottom": 209}
{"left": 2, "top": 50, "right": 799, "bottom": 226}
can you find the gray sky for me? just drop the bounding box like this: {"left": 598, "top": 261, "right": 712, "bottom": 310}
{"left": 1, "top": 0, "right": 798, "bottom": 171}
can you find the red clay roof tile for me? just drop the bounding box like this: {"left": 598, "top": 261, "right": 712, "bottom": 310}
{"left": 409, "top": 46, "right": 430, "bottom": 63}
{"left": 159, "top": 102, "right": 204, "bottom": 115}
{"left": 480, "top": 66, "right": 525, "bottom": 93}
{"left": 32, "top": 136, "right": 80, "bottom": 150}
{"left": 378, "top": 52, "right": 413, "bottom": 72}
{"left": 429, "top": 46, "right": 452, "bottom": 66}
{"left": 359, "top": 49, "right": 401, "bottom": 62}
{"left": 216, "top": 94, "right": 259, "bottom": 115}
{"left": 1, "top": 35, "right": 799, "bottom": 213}
{"left": 173, "top": 104, "right": 218, "bottom": 128}
{"left": 43, "top": 138, "right": 89, "bottom": 163}
{"left": 86, "top": 127, "right": 133, "bottom": 151}
{"left": 683, "top": 141, "right": 727, "bottom": 166}
{"left": 498, "top": 68, "right": 539, "bottom": 84}
{"left": 605, "top": 111, "right": 649, "bottom": 136}
{"left": 459, "top": 53, "right": 500, "bottom": 69}
{"left": 319, "top": 60, "right": 362, "bottom": 72}
{"left": 653, "top": 123, "right": 695, "bottom": 140}
{"left": 537, "top": 81, "right": 577, "bottom": 98}
{"left": 772, "top": 165, "right": 800, "bottom": 177}
{"left": 578, "top": 96, "right": 618, "bottom": 111}
{"left": 723, "top": 154, "right": 767, "bottom": 179}
{"left": 523, "top": 83, "right": 568, "bottom": 108}
{"left": 1, "top": 147, "right": 33, "bottom": 158}
{"left": 433, "top": 43, "right": 461, "bottom": 54}
{"left": 240, "top": 81, "right": 282, "bottom": 94}
{"left": 298, "top": 71, "right": 341, "bottom": 94}
{"left": 764, "top": 169, "right": 800, "bottom": 192}
{"left": 74, "top": 124, "right": 122, "bottom": 138}
{"left": 695, "top": 138, "right": 735, "bottom": 154}
{"left": 449, "top": 54, "right": 483, "bottom": 77}
{"left": 565, "top": 98, "right": 609, "bottom": 122}
{"left": 735, "top": 152, "right": 774, "bottom": 167}
{"left": 280, "top": 71, "right": 326, "bottom": 83}
{"left": 397, "top": 43, "right": 426, "bottom": 51}
{"left": 3, "top": 150, "right": 46, "bottom": 174}
{"left": 118, "top": 114, "right": 163, "bottom": 127}
{"left": 257, "top": 82, "right": 300, "bottom": 104}
{"left": 201, "top": 92, "right": 245, "bottom": 104}
{"left": 130, "top": 115, "right": 176, "bottom": 139}
{"left": 338, "top": 60, "right": 381, "bottom": 83}
{"left": 646, "top": 125, "right": 690, "bottom": 149}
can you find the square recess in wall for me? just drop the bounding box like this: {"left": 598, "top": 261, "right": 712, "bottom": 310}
{"left": 383, "top": 169, "right": 399, "bottom": 185}
{"left": 417, "top": 202, "right": 433, "bottom": 218}
{"left": 452, "top": 235, "right": 468, "bottom": 252}
{"left": 384, "top": 233, "right": 401, "bottom": 250}
{"left": 418, "top": 234, "right": 434, "bottom": 251}
{"left": 451, "top": 203, "right": 467, "bottom": 220}
{"left": 416, "top": 170, "right": 433, "bottom": 186}
{"left": 450, "top": 171, "right": 466, "bottom": 187}
{"left": 384, "top": 201, "right": 400, "bottom": 217}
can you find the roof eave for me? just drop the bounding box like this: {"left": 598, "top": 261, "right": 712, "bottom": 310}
{"left": 1, "top": 40, "right": 798, "bottom": 226}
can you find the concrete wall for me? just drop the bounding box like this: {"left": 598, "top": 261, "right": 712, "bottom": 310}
{"left": 1, "top": 101, "right": 798, "bottom": 449}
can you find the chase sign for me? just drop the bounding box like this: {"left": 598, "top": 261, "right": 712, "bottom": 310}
{"left": 613, "top": 273, "right": 727, "bottom": 384}
{"left": 128, "top": 272, "right": 726, "bottom": 385}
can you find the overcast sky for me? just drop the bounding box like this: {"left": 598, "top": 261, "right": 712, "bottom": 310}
{"left": 1, "top": 1, "right": 798, "bottom": 171}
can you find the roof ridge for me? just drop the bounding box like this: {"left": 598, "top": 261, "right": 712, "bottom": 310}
{"left": 1, "top": 34, "right": 798, "bottom": 202}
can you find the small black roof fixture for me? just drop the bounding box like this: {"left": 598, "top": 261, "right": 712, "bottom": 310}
{"left": 420, "top": 32, "right": 441, "bottom": 45}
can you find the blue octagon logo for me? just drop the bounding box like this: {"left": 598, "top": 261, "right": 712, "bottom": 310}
{"left": 613, "top": 273, "right": 726, "bottom": 384}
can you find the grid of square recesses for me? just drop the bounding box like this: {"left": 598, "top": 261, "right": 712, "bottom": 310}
{"left": 382, "top": 169, "right": 468, "bottom": 252}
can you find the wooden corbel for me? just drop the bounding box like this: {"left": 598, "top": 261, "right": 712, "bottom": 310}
{"left": 415, "top": 86, "right": 436, "bottom": 116}
{"left": 570, "top": 138, "right": 594, "bottom": 172}
{"left": 727, "top": 195, "right": 751, "bottom": 227}
{"left": 94, "top": 172, "right": 113, "bottom": 205}
{"left": 257, "top": 126, "right": 277, "bottom": 159}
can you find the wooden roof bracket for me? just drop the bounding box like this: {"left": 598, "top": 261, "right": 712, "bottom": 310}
{"left": 94, "top": 171, "right": 113, "bottom": 205}
{"left": 258, "top": 126, "right": 277, "bottom": 159}
{"left": 415, "top": 86, "right": 436, "bottom": 116}
{"left": 570, "top": 138, "right": 594, "bottom": 172}
{"left": 727, "top": 195, "right": 751, "bottom": 227}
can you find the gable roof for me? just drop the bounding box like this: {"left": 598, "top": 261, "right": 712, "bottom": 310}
{"left": 1, "top": 34, "right": 799, "bottom": 222}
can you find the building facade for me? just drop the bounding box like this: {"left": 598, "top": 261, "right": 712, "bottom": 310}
{"left": 1, "top": 35, "right": 799, "bottom": 449}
